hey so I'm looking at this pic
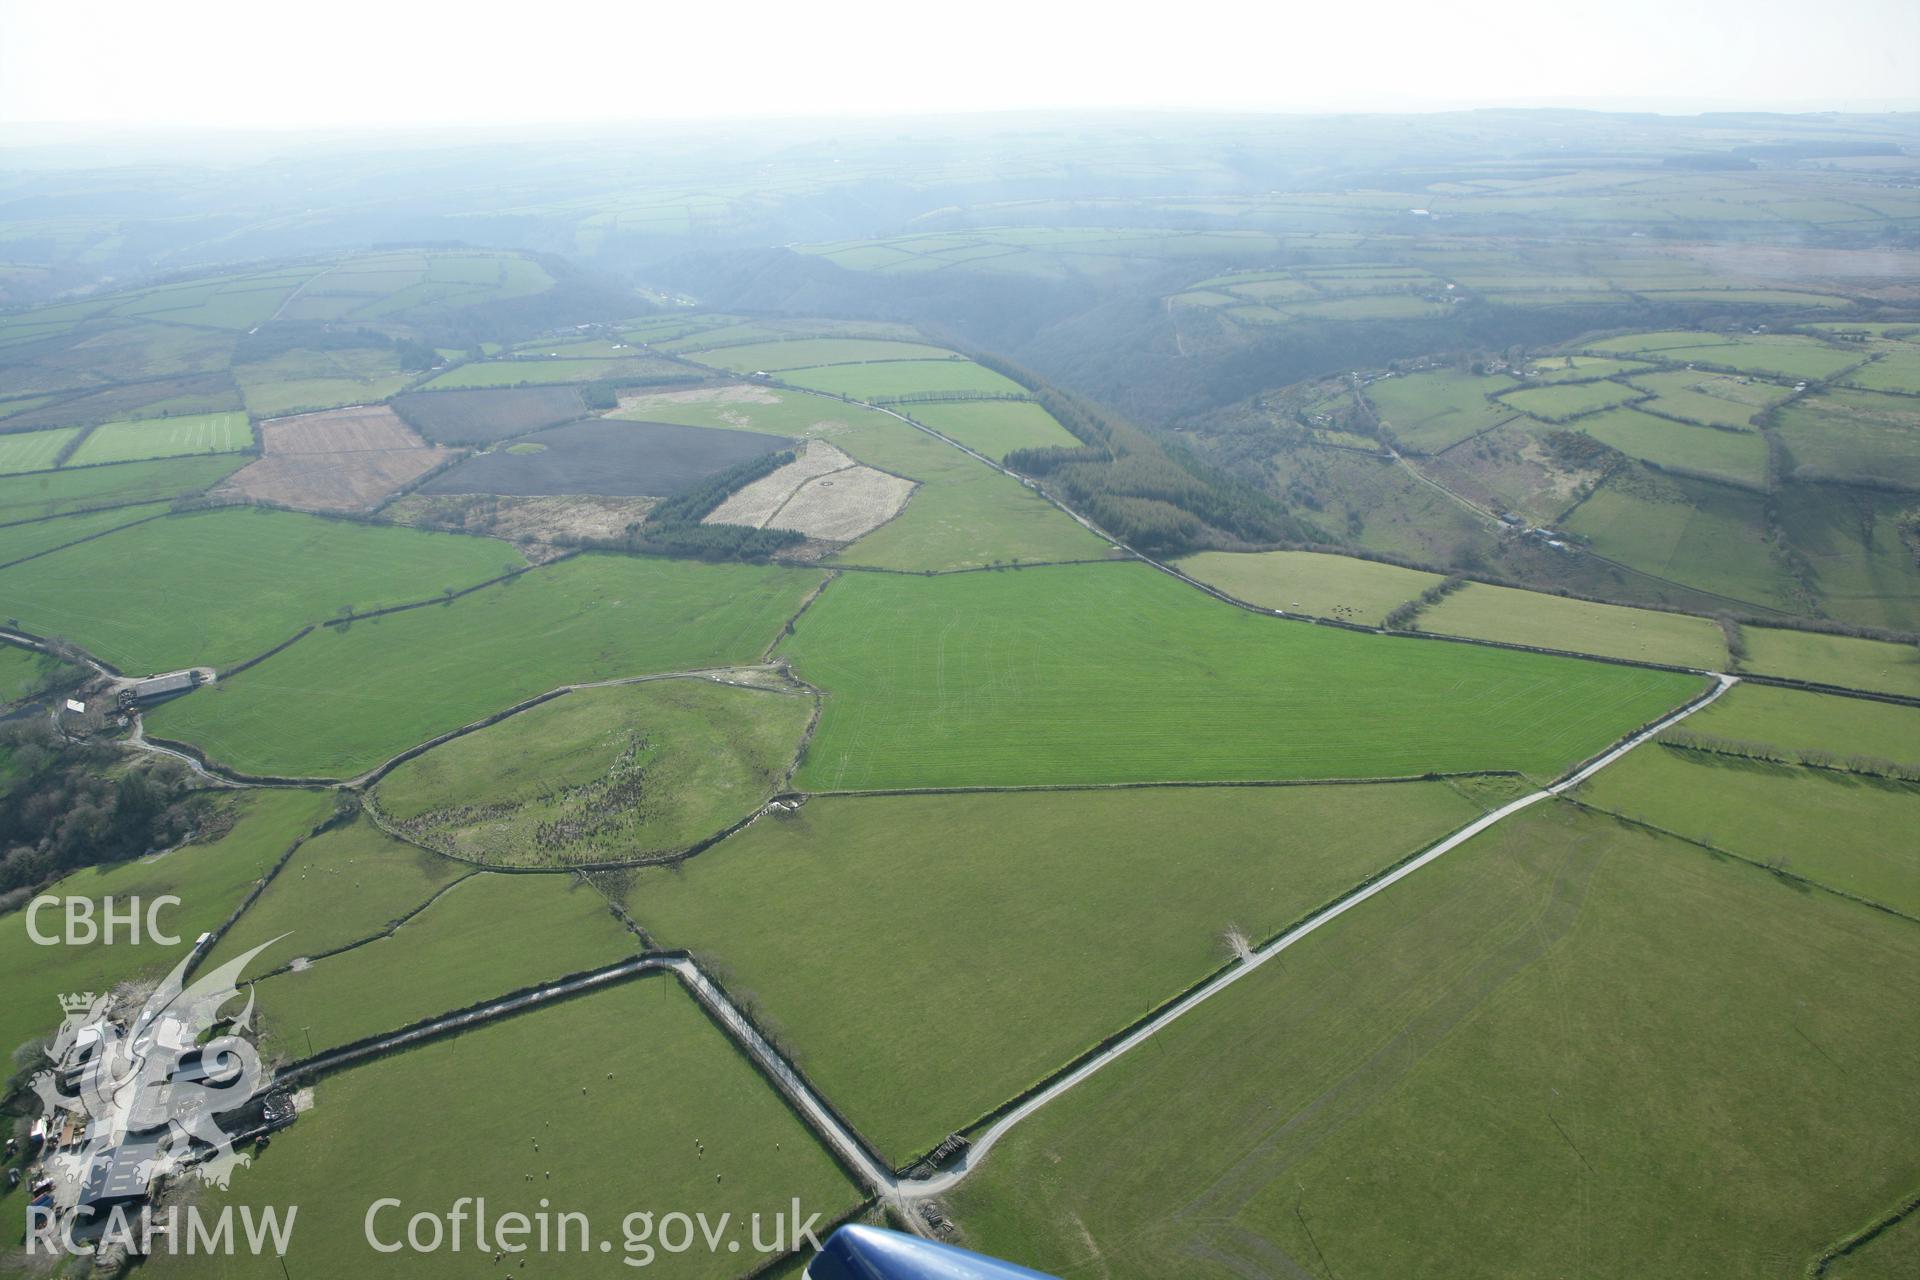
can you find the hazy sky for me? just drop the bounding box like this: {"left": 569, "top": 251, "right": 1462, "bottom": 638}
{"left": 2, "top": 0, "right": 1916, "bottom": 131}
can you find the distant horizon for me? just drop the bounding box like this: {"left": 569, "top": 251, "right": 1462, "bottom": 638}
{"left": 3, "top": 99, "right": 1918, "bottom": 154}
{"left": 3, "top": 0, "right": 1915, "bottom": 134}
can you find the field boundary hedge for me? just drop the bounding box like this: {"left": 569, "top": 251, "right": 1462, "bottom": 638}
{"left": 1563, "top": 799, "right": 1919, "bottom": 926}
{"left": 317, "top": 552, "right": 573, "bottom": 628}
{"left": 1808, "top": 1190, "right": 1920, "bottom": 1279}
{"left": 270, "top": 952, "right": 677, "bottom": 1082}
{"left": 219, "top": 624, "right": 314, "bottom": 679}
{"left": 183, "top": 799, "right": 354, "bottom": 983}
{"left": 0, "top": 509, "right": 173, "bottom": 572}
{"left": 806, "top": 770, "right": 1524, "bottom": 801}
{"left": 243, "top": 869, "right": 483, "bottom": 982}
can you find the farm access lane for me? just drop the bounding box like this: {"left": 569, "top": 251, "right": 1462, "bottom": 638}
{"left": 886, "top": 671, "right": 1739, "bottom": 1201}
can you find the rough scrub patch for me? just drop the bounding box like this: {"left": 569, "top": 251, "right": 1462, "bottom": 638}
{"left": 704, "top": 439, "right": 914, "bottom": 542}
{"left": 217, "top": 405, "right": 453, "bottom": 512}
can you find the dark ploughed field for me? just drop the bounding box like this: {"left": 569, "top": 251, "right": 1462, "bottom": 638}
{"left": 390, "top": 386, "right": 589, "bottom": 444}
{"left": 420, "top": 418, "right": 794, "bottom": 497}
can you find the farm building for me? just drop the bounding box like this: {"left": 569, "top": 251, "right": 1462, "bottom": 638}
{"left": 116, "top": 672, "right": 202, "bottom": 710}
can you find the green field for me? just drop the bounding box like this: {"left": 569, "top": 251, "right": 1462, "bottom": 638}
{"left": 774, "top": 359, "right": 1026, "bottom": 400}
{"left": 0, "top": 500, "right": 171, "bottom": 566}
{"left": 374, "top": 678, "right": 813, "bottom": 866}
{"left": 1575, "top": 405, "right": 1770, "bottom": 487}
{"left": 617, "top": 387, "right": 1108, "bottom": 571}
{"left": 1562, "top": 469, "right": 1786, "bottom": 611}
{"left": 1364, "top": 370, "right": 1517, "bottom": 453}
{"left": 1774, "top": 485, "right": 1920, "bottom": 632}
{"left": 148, "top": 554, "right": 823, "bottom": 777}
{"left": 1499, "top": 379, "right": 1640, "bottom": 421}
{"left": 149, "top": 977, "right": 861, "bottom": 1280}
{"left": 1685, "top": 683, "right": 1920, "bottom": 763}
{"left": 64, "top": 411, "right": 252, "bottom": 465}
{"left": 0, "top": 425, "right": 79, "bottom": 474}
{"left": 1842, "top": 347, "right": 1920, "bottom": 396}
{"left": 1647, "top": 338, "right": 1865, "bottom": 383}
{"left": 692, "top": 337, "right": 958, "bottom": 371}
{"left": 901, "top": 399, "right": 1081, "bottom": 457}
{"left": 781, "top": 563, "right": 1702, "bottom": 790}
{"left": 0, "top": 789, "right": 332, "bottom": 1061}
{"left": 204, "top": 814, "right": 469, "bottom": 977}
{"left": 1576, "top": 745, "right": 1920, "bottom": 915}
{"left": 1743, "top": 627, "right": 1920, "bottom": 698}
{"left": 235, "top": 347, "right": 415, "bottom": 416}
{"left": 1174, "top": 549, "right": 1444, "bottom": 625}
{"left": 0, "top": 640, "right": 75, "bottom": 702}
{"left": 254, "top": 871, "right": 634, "bottom": 1056}
{"left": 629, "top": 783, "right": 1480, "bottom": 1161}
{"left": 422, "top": 356, "right": 696, "bottom": 389}
{"left": 0, "top": 454, "right": 245, "bottom": 523}
{"left": 1627, "top": 368, "right": 1787, "bottom": 428}
{"left": 1418, "top": 581, "right": 1728, "bottom": 668}
{"left": 950, "top": 800, "right": 1920, "bottom": 1280}
{"left": 0, "top": 507, "right": 523, "bottom": 672}
{"left": 1774, "top": 389, "right": 1920, "bottom": 488}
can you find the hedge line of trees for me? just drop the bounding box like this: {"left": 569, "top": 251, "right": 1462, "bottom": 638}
{"left": 620, "top": 449, "right": 805, "bottom": 561}
{"left": 1384, "top": 575, "right": 1467, "bottom": 630}
{"left": 1658, "top": 728, "right": 1920, "bottom": 783}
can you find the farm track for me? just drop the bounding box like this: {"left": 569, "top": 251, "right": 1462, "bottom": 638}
{"left": 249, "top": 672, "right": 1736, "bottom": 1234}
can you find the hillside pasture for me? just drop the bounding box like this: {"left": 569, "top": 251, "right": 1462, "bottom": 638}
{"left": 692, "top": 337, "right": 957, "bottom": 371}
{"left": 1773, "top": 389, "right": 1920, "bottom": 488}
{"left": 1364, "top": 370, "right": 1518, "bottom": 453}
{"left": 234, "top": 347, "right": 413, "bottom": 417}
{"left": 775, "top": 359, "right": 1026, "bottom": 401}
{"left": 1643, "top": 337, "right": 1867, "bottom": 383}
{"left": 1562, "top": 469, "right": 1786, "bottom": 612}
{"left": 949, "top": 801, "right": 1920, "bottom": 1280}
{"left": 374, "top": 678, "right": 813, "bottom": 866}
{"left": 781, "top": 562, "right": 1703, "bottom": 790}
{"left": 1498, "top": 379, "right": 1641, "bottom": 421}
{"left": 1628, "top": 368, "right": 1791, "bottom": 428}
{"left": 146, "top": 554, "right": 824, "bottom": 777}
{"left": 628, "top": 783, "right": 1481, "bottom": 1162}
{"left": 1174, "top": 548, "right": 1444, "bottom": 625}
{"left": 1418, "top": 580, "right": 1728, "bottom": 668}
{"left": 0, "top": 506, "right": 520, "bottom": 673}
{"left": 1743, "top": 627, "right": 1920, "bottom": 698}
{"left": 902, "top": 399, "right": 1081, "bottom": 457}
{"left": 1575, "top": 405, "right": 1770, "bottom": 488}
{"left": 420, "top": 355, "right": 695, "bottom": 390}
